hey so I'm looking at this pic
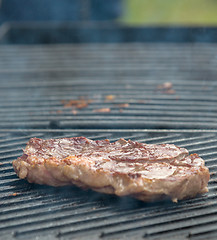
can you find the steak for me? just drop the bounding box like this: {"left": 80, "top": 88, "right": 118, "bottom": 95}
{"left": 13, "top": 137, "right": 210, "bottom": 202}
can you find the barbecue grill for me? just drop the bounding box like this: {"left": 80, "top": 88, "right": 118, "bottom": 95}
{"left": 1, "top": 24, "right": 217, "bottom": 240}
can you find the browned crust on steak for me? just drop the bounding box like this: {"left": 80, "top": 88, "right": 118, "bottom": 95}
{"left": 13, "top": 137, "right": 210, "bottom": 202}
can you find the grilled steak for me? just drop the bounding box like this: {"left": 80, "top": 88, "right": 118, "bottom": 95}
{"left": 13, "top": 137, "right": 210, "bottom": 202}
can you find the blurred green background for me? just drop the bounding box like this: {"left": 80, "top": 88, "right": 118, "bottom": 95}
{"left": 121, "top": 0, "right": 217, "bottom": 26}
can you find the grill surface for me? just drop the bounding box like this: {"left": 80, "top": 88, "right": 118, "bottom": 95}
{"left": 1, "top": 43, "right": 217, "bottom": 240}
{"left": 1, "top": 129, "right": 217, "bottom": 240}
{"left": 1, "top": 43, "right": 217, "bottom": 130}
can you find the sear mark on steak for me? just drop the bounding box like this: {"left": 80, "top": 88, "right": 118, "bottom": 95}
{"left": 13, "top": 137, "right": 210, "bottom": 202}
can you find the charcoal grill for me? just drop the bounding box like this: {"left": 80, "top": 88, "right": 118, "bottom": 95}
{"left": 1, "top": 35, "right": 217, "bottom": 240}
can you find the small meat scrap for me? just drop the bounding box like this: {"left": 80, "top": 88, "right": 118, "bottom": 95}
{"left": 116, "top": 103, "right": 129, "bottom": 108}
{"left": 56, "top": 110, "right": 63, "bottom": 114}
{"left": 157, "top": 82, "right": 173, "bottom": 90}
{"left": 93, "top": 108, "right": 111, "bottom": 113}
{"left": 9, "top": 193, "right": 18, "bottom": 197}
{"left": 105, "top": 95, "right": 116, "bottom": 101}
{"left": 157, "top": 82, "right": 176, "bottom": 94}
{"left": 71, "top": 110, "right": 77, "bottom": 115}
{"left": 61, "top": 99, "right": 93, "bottom": 109}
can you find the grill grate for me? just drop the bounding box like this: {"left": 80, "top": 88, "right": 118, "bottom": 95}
{"left": 0, "top": 129, "right": 216, "bottom": 240}
{"left": 0, "top": 43, "right": 217, "bottom": 130}
{"left": 1, "top": 42, "right": 217, "bottom": 239}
